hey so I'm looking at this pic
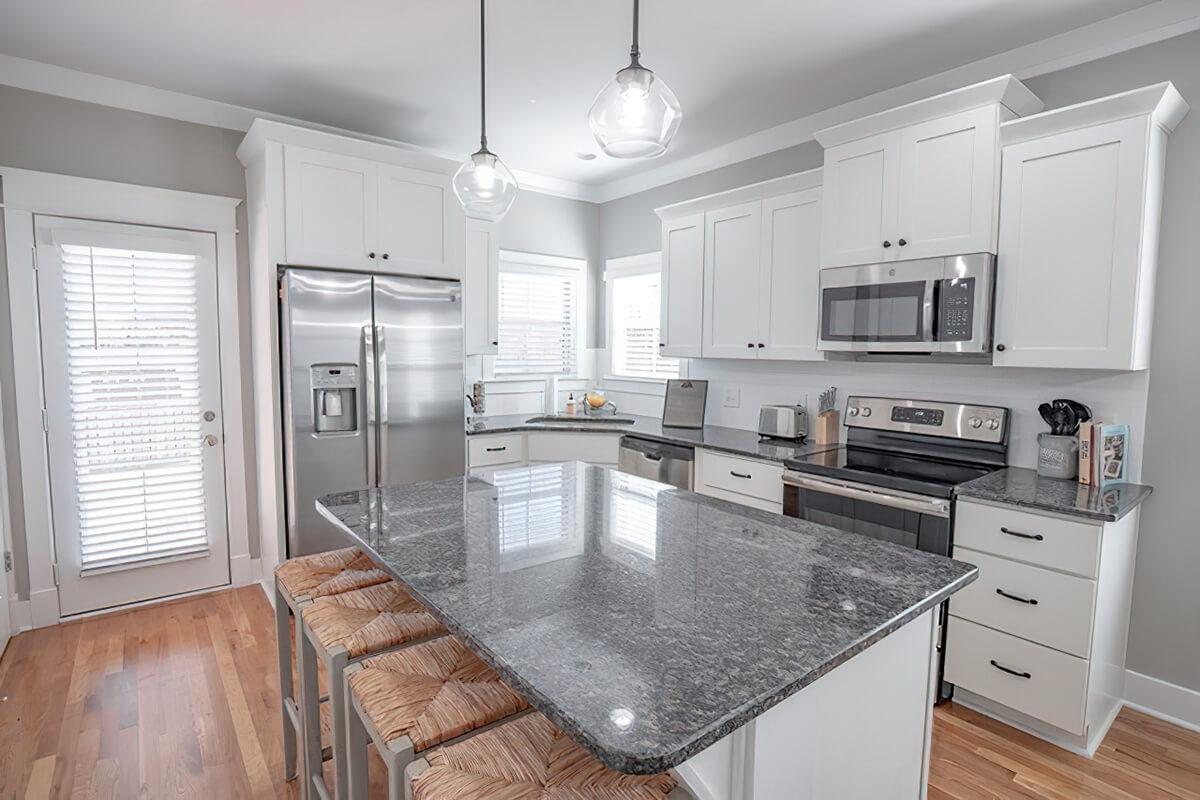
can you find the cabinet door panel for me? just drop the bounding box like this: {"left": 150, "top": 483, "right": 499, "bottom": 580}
{"left": 897, "top": 106, "right": 998, "bottom": 259}
{"left": 377, "top": 164, "right": 458, "bottom": 278}
{"left": 464, "top": 219, "right": 499, "bottom": 355}
{"left": 704, "top": 203, "right": 762, "bottom": 359}
{"left": 994, "top": 117, "right": 1147, "bottom": 369}
{"left": 820, "top": 131, "right": 901, "bottom": 268}
{"left": 660, "top": 213, "right": 705, "bottom": 358}
{"left": 283, "top": 146, "right": 376, "bottom": 269}
{"left": 759, "top": 189, "right": 823, "bottom": 361}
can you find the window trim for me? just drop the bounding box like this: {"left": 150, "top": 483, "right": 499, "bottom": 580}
{"left": 488, "top": 250, "right": 587, "bottom": 380}
{"left": 604, "top": 252, "right": 679, "bottom": 382}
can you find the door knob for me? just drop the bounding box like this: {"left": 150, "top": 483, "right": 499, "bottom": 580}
{"left": 996, "top": 344, "right": 1006, "bottom": 352}
{"left": 204, "top": 434, "right": 219, "bottom": 447}
{"left": 203, "top": 410, "right": 216, "bottom": 422}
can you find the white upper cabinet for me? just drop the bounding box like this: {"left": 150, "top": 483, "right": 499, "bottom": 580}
{"left": 759, "top": 188, "right": 823, "bottom": 361}
{"left": 816, "top": 76, "right": 1042, "bottom": 268}
{"left": 994, "top": 83, "right": 1189, "bottom": 370}
{"left": 659, "top": 212, "right": 705, "bottom": 358}
{"left": 284, "top": 146, "right": 377, "bottom": 270}
{"left": 464, "top": 219, "right": 499, "bottom": 355}
{"left": 704, "top": 202, "right": 763, "bottom": 359}
{"left": 283, "top": 145, "right": 461, "bottom": 278}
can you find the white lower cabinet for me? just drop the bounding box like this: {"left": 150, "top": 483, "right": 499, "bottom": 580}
{"left": 948, "top": 498, "right": 1140, "bottom": 753}
{"left": 526, "top": 432, "right": 621, "bottom": 466}
{"left": 694, "top": 449, "right": 783, "bottom": 514}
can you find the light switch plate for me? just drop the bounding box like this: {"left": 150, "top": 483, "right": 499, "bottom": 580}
{"left": 723, "top": 387, "right": 740, "bottom": 408}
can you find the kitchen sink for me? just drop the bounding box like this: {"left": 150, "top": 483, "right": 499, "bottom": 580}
{"left": 525, "top": 415, "right": 636, "bottom": 424}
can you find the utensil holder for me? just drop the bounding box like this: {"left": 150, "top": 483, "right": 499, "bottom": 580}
{"left": 1038, "top": 433, "right": 1079, "bottom": 479}
{"left": 814, "top": 410, "right": 840, "bottom": 446}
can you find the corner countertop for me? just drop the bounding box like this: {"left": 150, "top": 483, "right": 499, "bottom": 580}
{"left": 317, "top": 462, "right": 976, "bottom": 775}
{"left": 954, "top": 466, "right": 1152, "bottom": 522}
{"left": 466, "top": 413, "right": 839, "bottom": 464}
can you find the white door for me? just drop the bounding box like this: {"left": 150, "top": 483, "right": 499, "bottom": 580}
{"left": 464, "top": 218, "right": 499, "bottom": 355}
{"left": 896, "top": 106, "right": 999, "bottom": 260}
{"left": 284, "top": 145, "right": 378, "bottom": 270}
{"left": 0, "top": 390, "right": 13, "bottom": 656}
{"left": 993, "top": 116, "right": 1148, "bottom": 369}
{"left": 820, "top": 130, "right": 902, "bottom": 268}
{"left": 704, "top": 202, "right": 762, "bottom": 359}
{"left": 35, "top": 217, "right": 231, "bottom": 616}
{"left": 759, "top": 189, "right": 824, "bottom": 361}
{"left": 376, "top": 163, "right": 458, "bottom": 279}
{"left": 659, "top": 213, "right": 705, "bottom": 358}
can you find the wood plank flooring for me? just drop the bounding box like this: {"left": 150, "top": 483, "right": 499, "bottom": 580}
{"left": 0, "top": 585, "right": 1196, "bottom": 799}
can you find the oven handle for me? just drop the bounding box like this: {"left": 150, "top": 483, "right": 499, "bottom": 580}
{"left": 783, "top": 471, "right": 951, "bottom": 518}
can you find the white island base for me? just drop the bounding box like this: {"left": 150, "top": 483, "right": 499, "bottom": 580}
{"left": 675, "top": 609, "right": 938, "bottom": 800}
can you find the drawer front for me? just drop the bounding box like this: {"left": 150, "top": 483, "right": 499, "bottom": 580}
{"left": 954, "top": 500, "right": 1102, "bottom": 578}
{"left": 946, "top": 617, "right": 1088, "bottom": 735}
{"left": 526, "top": 432, "right": 622, "bottom": 465}
{"left": 698, "top": 450, "right": 783, "bottom": 504}
{"left": 467, "top": 434, "right": 525, "bottom": 467}
{"left": 951, "top": 548, "right": 1096, "bottom": 658}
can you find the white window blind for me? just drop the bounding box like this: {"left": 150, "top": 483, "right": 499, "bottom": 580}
{"left": 60, "top": 244, "right": 210, "bottom": 572}
{"left": 609, "top": 269, "right": 678, "bottom": 379}
{"left": 492, "top": 465, "right": 574, "bottom": 552}
{"left": 495, "top": 257, "right": 580, "bottom": 376}
{"left": 608, "top": 473, "right": 663, "bottom": 558}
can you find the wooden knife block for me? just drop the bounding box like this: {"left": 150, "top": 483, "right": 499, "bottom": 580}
{"left": 813, "top": 410, "right": 840, "bottom": 446}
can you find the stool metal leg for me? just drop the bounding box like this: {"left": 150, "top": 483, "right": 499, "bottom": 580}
{"left": 298, "top": 617, "right": 324, "bottom": 800}
{"left": 345, "top": 669, "right": 371, "bottom": 800}
{"left": 324, "top": 644, "right": 352, "bottom": 800}
{"left": 386, "top": 738, "right": 416, "bottom": 800}
{"left": 275, "top": 581, "right": 298, "bottom": 781}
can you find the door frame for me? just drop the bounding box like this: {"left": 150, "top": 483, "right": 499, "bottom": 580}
{"left": 1, "top": 165, "right": 252, "bottom": 628}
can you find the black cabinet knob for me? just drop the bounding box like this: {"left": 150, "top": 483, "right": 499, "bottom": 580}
{"left": 382, "top": 253, "right": 390, "bottom": 260}
{"left": 882, "top": 240, "right": 892, "bottom": 248}
{"left": 757, "top": 342, "right": 765, "bottom": 348}
{"left": 746, "top": 342, "right": 754, "bottom": 348}
{"left": 368, "top": 252, "right": 377, "bottom": 259}
{"left": 491, "top": 340, "right": 498, "bottom": 346}
{"left": 659, "top": 343, "right": 665, "bottom": 348}
{"left": 996, "top": 344, "right": 1006, "bottom": 352}
{"left": 898, "top": 238, "right": 907, "bottom": 246}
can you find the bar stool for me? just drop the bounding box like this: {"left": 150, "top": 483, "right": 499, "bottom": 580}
{"left": 274, "top": 547, "right": 391, "bottom": 780}
{"left": 299, "top": 581, "right": 447, "bottom": 800}
{"left": 343, "top": 635, "right": 531, "bottom": 800}
{"left": 405, "top": 712, "right": 691, "bottom": 800}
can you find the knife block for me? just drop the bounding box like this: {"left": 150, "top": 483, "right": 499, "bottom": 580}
{"left": 813, "top": 410, "right": 840, "bottom": 446}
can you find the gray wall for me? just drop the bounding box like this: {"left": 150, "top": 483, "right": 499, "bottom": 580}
{"left": 597, "top": 30, "right": 1200, "bottom": 694}
{"left": 0, "top": 84, "right": 258, "bottom": 595}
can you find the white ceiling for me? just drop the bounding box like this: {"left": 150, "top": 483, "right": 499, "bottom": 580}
{"left": 0, "top": 0, "right": 1160, "bottom": 190}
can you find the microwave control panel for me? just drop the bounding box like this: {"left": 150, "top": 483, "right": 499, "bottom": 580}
{"left": 937, "top": 277, "right": 975, "bottom": 342}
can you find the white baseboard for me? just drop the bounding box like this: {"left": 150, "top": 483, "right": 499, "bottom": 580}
{"left": 29, "top": 586, "right": 59, "bottom": 628}
{"left": 229, "top": 553, "right": 259, "bottom": 587}
{"left": 258, "top": 576, "right": 276, "bottom": 609}
{"left": 8, "top": 597, "right": 31, "bottom": 633}
{"left": 1125, "top": 670, "right": 1200, "bottom": 734}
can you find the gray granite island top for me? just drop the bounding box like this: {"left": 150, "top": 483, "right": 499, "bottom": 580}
{"left": 955, "top": 466, "right": 1152, "bottom": 522}
{"left": 317, "top": 462, "right": 976, "bottom": 775}
{"left": 467, "top": 413, "right": 839, "bottom": 464}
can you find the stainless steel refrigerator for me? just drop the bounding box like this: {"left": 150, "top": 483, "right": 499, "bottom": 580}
{"left": 280, "top": 268, "right": 465, "bottom": 556}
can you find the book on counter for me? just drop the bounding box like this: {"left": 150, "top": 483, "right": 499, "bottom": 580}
{"left": 1078, "top": 421, "right": 1130, "bottom": 486}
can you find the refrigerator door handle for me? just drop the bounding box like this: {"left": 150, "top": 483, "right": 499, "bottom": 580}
{"left": 363, "top": 324, "right": 378, "bottom": 487}
{"left": 376, "top": 324, "right": 389, "bottom": 487}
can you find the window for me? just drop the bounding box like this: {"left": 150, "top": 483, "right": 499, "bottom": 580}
{"left": 494, "top": 252, "right": 583, "bottom": 376}
{"left": 606, "top": 255, "right": 679, "bottom": 380}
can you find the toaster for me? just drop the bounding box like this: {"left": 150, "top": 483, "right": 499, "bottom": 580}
{"left": 758, "top": 404, "right": 808, "bottom": 440}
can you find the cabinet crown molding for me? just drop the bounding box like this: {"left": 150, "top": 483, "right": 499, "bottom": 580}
{"left": 655, "top": 167, "right": 822, "bottom": 220}
{"left": 814, "top": 75, "right": 1042, "bottom": 149}
{"left": 1000, "top": 82, "right": 1190, "bottom": 146}
{"left": 236, "top": 118, "right": 458, "bottom": 176}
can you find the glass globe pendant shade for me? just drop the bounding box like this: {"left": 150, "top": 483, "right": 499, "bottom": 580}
{"left": 453, "top": 147, "right": 518, "bottom": 222}
{"left": 588, "top": 63, "right": 681, "bottom": 159}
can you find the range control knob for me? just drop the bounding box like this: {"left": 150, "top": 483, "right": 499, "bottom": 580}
{"left": 968, "top": 417, "right": 983, "bottom": 429}
{"left": 987, "top": 419, "right": 1001, "bottom": 431}
{"left": 847, "top": 407, "right": 860, "bottom": 417}
{"left": 860, "top": 407, "right": 873, "bottom": 417}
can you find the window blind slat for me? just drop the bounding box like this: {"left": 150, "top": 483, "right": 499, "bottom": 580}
{"left": 610, "top": 270, "right": 679, "bottom": 380}
{"left": 495, "top": 264, "right": 578, "bottom": 376}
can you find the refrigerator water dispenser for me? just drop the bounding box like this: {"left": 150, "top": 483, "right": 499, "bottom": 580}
{"left": 311, "top": 364, "right": 358, "bottom": 434}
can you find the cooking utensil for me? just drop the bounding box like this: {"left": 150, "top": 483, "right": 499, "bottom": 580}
{"left": 1054, "top": 398, "right": 1092, "bottom": 426}
{"left": 1039, "top": 402, "right": 1057, "bottom": 431}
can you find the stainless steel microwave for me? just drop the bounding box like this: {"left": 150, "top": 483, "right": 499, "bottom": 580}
{"left": 817, "top": 253, "right": 995, "bottom": 354}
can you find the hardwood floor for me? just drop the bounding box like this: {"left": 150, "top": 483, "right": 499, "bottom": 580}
{"left": 0, "top": 585, "right": 1196, "bottom": 799}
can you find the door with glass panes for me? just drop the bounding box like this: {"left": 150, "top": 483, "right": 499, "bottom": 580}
{"left": 35, "top": 216, "right": 230, "bottom": 615}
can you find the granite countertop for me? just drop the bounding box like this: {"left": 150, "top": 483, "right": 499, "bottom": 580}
{"left": 467, "top": 413, "right": 839, "bottom": 464}
{"left": 955, "top": 466, "right": 1152, "bottom": 522}
{"left": 317, "top": 462, "right": 976, "bottom": 775}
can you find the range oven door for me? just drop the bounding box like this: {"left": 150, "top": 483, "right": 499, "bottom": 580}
{"left": 782, "top": 471, "right": 951, "bottom": 555}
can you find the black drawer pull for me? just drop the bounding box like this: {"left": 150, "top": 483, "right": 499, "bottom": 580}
{"left": 990, "top": 659, "right": 1031, "bottom": 679}
{"left": 1000, "top": 526, "right": 1044, "bottom": 541}
{"left": 996, "top": 588, "right": 1038, "bottom": 605}
{"left": 730, "top": 470, "right": 752, "bottom": 479}
{"left": 485, "top": 446, "right": 507, "bottom": 452}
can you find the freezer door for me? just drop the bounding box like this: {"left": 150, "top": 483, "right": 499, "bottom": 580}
{"left": 281, "top": 269, "right": 375, "bottom": 556}
{"left": 373, "top": 275, "right": 466, "bottom": 486}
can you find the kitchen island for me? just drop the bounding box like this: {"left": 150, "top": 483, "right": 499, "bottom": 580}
{"left": 317, "top": 462, "right": 976, "bottom": 799}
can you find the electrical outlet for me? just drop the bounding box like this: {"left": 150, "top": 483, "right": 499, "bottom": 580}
{"left": 723, "top": 387, "right": 740, "bottom": 408}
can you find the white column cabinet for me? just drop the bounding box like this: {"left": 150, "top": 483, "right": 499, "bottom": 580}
{"left": 703, "top": 202, "right": 763, "bottom": 359}
{"left": 464, "top": 218, "right": 499, "bottom": 355}
{"left": 283, "top": 146, "right": 377, "bottom": 270}
{"left": 993, "top": 83, "right": 1188, "bottom": 370}
{"left": 659, "top": 213, "right": 705, "bottom": 358}
{"left": 759, "top": 188, "right": 824, "bottom": 361}
{"left": 819, "top": 130, "right": 901, "bottom": 268}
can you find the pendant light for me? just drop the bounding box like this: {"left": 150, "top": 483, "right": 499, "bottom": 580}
{"left": 587, "top": 0, "right": 681, "bottom": 159}
{"left": 453, "top": 0, "right": 518, "bottom": 221}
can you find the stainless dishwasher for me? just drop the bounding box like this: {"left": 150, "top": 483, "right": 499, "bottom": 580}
{"left": 617, "top": 436, "right": 694, "bottom": 490}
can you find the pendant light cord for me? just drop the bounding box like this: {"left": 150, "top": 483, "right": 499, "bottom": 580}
{"left": 630, "top": 0, "right": 641, "bottom": 65}
{"left": 479, "top": 0, "right": 488, "bottom": 150}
